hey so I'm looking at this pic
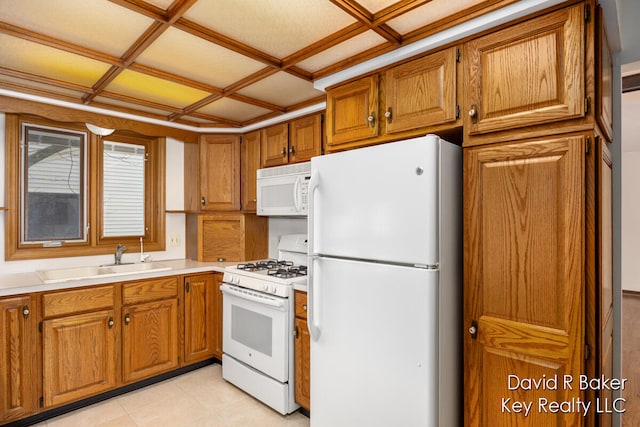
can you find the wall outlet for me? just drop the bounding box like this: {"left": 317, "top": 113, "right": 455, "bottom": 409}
{"left": 169, "top": 234, "right": 181, "bottom": 247}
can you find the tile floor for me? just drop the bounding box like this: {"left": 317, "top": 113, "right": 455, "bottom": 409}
{"left": 31, "top": 364, "right": 310, "bottom": 427}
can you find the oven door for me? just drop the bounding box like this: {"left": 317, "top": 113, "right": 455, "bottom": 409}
{"left": 221, "top": 283, "right": 289, "bottom": 382}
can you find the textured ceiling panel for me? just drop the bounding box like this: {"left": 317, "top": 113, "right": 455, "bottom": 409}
{"left": 0, "top": 0, "right": 154, "bottom": 57}
{"left": 182, "top": 0, "right": 357, "bottom": 58}
{"left": 387, "top": 0, "right": 487, "bottom": 34}
{"left": 105, "top": 69, "right": 211, "bottom": 109}
{"left": 195, "top": 97, "right": 272, "bottom": 123}
{"left": 296, "top": 31, "right": 387, "bottom": 73}
{"left": 0, "top": 34, "right": 112, "bottom": 87}
{"left": 136, "top": 27, "right": 266, "bottom": 89}
{"left": 236, "top": 72, "right": 324, "bottom": 107}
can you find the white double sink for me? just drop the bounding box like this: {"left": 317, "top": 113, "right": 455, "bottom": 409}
{"left": 36, "top": 262, "right": 172, "bottom": 284}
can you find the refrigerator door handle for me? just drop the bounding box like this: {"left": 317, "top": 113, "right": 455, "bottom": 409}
{"left": 307, "top": 254, "right": 321, "bottom": 341}
{"left": 307, "top": 171, "right": 321, "bottom": 341}
{"left": 307, "top": 171, "right": 319, "bottom": 257}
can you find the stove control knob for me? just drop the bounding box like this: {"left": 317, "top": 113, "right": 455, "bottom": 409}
{"left": 262, "top": 283, "right": 269, "bottom": 291}
{"left": 271, "top": 285, "right": 277, "bottom": 293}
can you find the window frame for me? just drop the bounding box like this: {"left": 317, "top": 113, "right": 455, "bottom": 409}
{"left": 5, "top": 114, "right": 166, "bottom": 260}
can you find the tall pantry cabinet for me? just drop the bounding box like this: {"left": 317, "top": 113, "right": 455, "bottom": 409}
{"left": 462, "top": 2, "right": 614, "bottom": 426}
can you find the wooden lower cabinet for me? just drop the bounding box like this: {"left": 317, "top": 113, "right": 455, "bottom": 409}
{"left": 184, "top": 273, "right": 218, "bottom": 363}
{"left": 42, "top": 310, "right": 117, "bottom": 407}
{"left": 213, "top": 273, "right": 224, "bottom": 359}
{"left": 0, "top": 295, "right": 37, "bottom": 423}
{"left": 41, "top": 285, "right": 117, "bottom": 408}
{"left": 122, "top": 278, "right": 179, "bottom": 383}
{"left": 294, "top": 291, "right": 310, "bottom": 410}
{"left": 464, "top": 133, "right": 609, "bottom": 426}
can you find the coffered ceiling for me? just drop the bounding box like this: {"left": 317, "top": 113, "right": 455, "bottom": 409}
{"left": 0, "top": 0, "right": 530, "bottom": 129}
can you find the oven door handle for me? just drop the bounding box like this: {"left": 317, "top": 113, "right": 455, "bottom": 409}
{"left": 220, "top": 284, "right": 286, "bottom": 310}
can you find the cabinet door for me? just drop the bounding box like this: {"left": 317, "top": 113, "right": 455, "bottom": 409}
{"left": 0, "top": 296, "right": 36, "bottom": 422}
{"left": 464, "top": 4, "right": 584, "bottom": 135}
{"left": 241, "top": 130, "right": 261, "bottom": 212}
{"left": 184, "top": 274, "right": 216, "bottom": 364}
{"left": 213, "top": 273, "right": 224, "bottom": 359}
{"left": 596, "top": 6, "right": 613, "bottom": 141}
{"left": 597, "top": 140, "right": 614, "bottom": 427}
{"left": 326, "top": 75, "right": 379, "bottom": 146}
{"left": 122, "top": 299, "right": 178, "bottom": 383}
{"left": 464, "top": 135, "right": 586, "bottom": 426}
{"left": 385, "top": 47, "right": 457, "bottom": 134}
{"left": 289, "top": 114, "right": 322, "bottom": 163}
{"left": 43, "top": 310, "right": 117, "bottom": 407}
{"left": 294, "top": 291, "right": 310, "bottom": 410}
{"left": 200, "top": 134, "right": 240, "bottom": 211}
{"left": 261, "top": 123, "right": 289, "bottom": 167}
{"left": 201, "top": 215, "right": 243, "bottom": 261}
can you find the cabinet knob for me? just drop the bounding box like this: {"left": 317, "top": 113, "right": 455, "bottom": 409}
{"left": 281, "top": 147, "right": 287, "bottom": 157}
{"left": 384, "top": 108, "right": 392, "bottom": 123}
{"left": 108, "top": 317, "right": 114, "bottom": 328}
{"left": 303, "top": 304, "right": 307, "bottom": 311}
{"left": 22, "top": 305, "right": 30, "bottom": 319}
{"left": 367, "top": 113, "right": 375, "bottom": 127}
{"left": 468, "top": 105, "right": 478, "bottom": 123}
{"left": 289, "top": 146, "right": 295, "bottom": 155}
{"left": 200, "top": 196, "right": 206, "bottom": 206}
{"left": 468, "top": 320, "right": 478, "bottom": 339}
{"left": 124, "top": 314, "right": 131, "bottom": 325}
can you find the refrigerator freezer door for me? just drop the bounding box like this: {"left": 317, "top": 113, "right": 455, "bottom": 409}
{"left": 309, "top": 257, "right": 439, "bottom": 427}
{"left": 309, "top": 134, "right": 441, "bottom": 266}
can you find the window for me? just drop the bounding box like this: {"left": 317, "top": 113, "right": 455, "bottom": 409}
{"left": 5, "top": 115, "right": 166, "bottom": 260}
{"left": 21, "top": 124, "right": 87, "bottom": 244}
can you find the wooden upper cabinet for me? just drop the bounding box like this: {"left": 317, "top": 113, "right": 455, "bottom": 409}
{"left": 0, "top": 296, "right": 37, "bottom": 423}
{"left": 261, "top": 123, "right": 289, "bottom": 167}
{"left": 385, "top": 47, "right": 457, "bottom": 134}
{"left": 464, "top": 3, "right": 585, "bottom": 137}
{"left": 326, "top": 75, "right": 379, "bottom": 146}
{"left": 241, "top": 130, "right": 261, "bottom": 212}
{"left": 289, "top": 114, "right": 322, "bottom": 163}
{"left": 596, "top": 5, "right": 614, "bottom": 141}
{"left": 200, "top": 134, "right": 241, "bottom": 211}
{"left": 464, "top": 134, "right": 587, "bottom": 426}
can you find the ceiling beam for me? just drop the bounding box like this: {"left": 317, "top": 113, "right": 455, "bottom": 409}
{"left": 329, "top": 0, "right": 402, "bottom": 45}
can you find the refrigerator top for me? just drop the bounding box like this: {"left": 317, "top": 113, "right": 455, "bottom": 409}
{"left": 308, "top": 134, "right": 460, "bottom": 267}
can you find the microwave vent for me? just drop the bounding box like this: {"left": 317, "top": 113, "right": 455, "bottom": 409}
{"left": 257, "top": 161, "right": 311, "bottom": 178}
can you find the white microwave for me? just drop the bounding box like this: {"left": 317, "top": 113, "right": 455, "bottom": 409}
{"left": 256, "top": 162, "right": 311, "bottom": 216}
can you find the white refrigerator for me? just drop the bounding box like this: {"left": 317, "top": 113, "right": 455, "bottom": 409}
{"left": 307, "top": 134, "right": 461, "bottom": 427}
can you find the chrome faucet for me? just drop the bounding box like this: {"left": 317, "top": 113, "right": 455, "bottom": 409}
{"left": 114, "top": 244, "right": 127, "bottom": 265}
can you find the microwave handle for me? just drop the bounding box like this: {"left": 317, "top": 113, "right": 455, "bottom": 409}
{"left": 293, "top": 176, "right": 301, "bottom": 212}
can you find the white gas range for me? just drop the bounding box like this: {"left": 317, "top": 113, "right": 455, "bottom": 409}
{"left": 221, "top": 234, "right": 308, "bottom": 415}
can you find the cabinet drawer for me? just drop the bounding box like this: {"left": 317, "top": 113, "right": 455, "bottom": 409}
{"left": 42, "top": 286, "right": 114, "bottom": 318}
{"left": 295, "top": 291, "right": 308, "bottom": 320}
{"left": 122, "top": 277, "right": 178, "bottom": 305}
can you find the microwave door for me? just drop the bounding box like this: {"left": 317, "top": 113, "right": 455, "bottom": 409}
{"left": 258, "top": 175, "right": 298, "bottom": 216}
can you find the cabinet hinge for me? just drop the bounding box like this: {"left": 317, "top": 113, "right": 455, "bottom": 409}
{"left": 585, "top": 96, "right": 591, "bottom": 115}
{"left": 584, "top": 4, "right": 591, "bottom": 22}
{"left": 456, "top": 105, "right": 461, "bottom": 119}
{"left": 584, "top": 343, "right": 591, "bottom": 360}
{"left": 456, "top": 48, "right": 461, "bottom": 63}
{"left": 39, "top": 397, "right": 44, "bottom": 408}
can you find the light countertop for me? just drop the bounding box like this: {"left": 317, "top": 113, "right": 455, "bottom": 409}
{"left": 0, "top": 259, "right": 236, "bottom": 297}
